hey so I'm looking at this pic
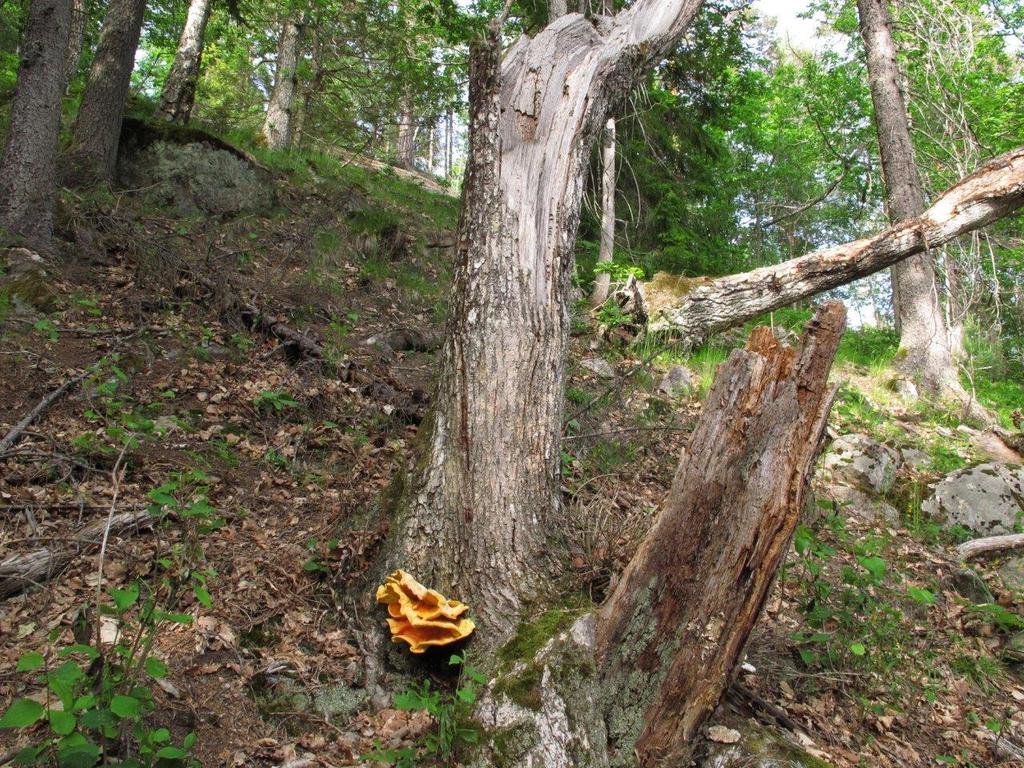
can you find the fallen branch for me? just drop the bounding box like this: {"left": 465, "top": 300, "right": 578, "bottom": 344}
{"left": 0, "top": 369, "right": 91, "bottom": 454}
{"left": 238, "top": 303, "right": 427, "bottom": 423}
{"left": 0, "top": 509, "right": 151, "bottom": 599}
{"left": 632, "top": 147, "right": 1024, "bottom": 346}
{"left": 955, "top": 533, "right": 1024, "bottom": 561}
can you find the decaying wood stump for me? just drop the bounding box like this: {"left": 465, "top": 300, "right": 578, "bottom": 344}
{"left": 474, "top": 303, "right": 846, "bottom": 767}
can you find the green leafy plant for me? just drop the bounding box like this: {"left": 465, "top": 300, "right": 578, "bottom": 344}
{"left": 0, "top": 472, "right": 218, "bottom": 766}
{"left": 361, "top": 654, "right": 486, "bottom": 767}
{"left": 252, "top": 389, "right": 299, "bottom": 413}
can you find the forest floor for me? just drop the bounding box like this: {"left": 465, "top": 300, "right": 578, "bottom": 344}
{"left": 1, "top": 146, "right": 1023, "bottom": 768}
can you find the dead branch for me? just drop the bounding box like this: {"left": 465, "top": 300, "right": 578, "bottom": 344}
{"left": 0, "top": 369, "right": 90, "bottom": 454}
{"left": 955, "top": 533, "right": 1024, "bottom": 561}
{"left": 0, "top": 509, "right": 152, "bottom": 599}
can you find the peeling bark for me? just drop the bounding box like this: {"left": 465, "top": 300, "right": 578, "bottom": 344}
{"left": 0, "top": 0, "right": 73, "bottom": 252}
{"left": 391, "top": 2, "right": 704, "bottom": 647}
{"left": 632, "top": 147, "right": 1024, "bottom": 347}
{"left": 263, "top": 20, "right": 304, "bottom": 151}
{"left": 590, "top": 118, "right": 617, "bottom": 308}
{"left": 156, "top": 0, "right": 213, "bottom": 124}
{"left": 596, "top": 303, "right": 846, "bottom": 766}
{"left": 64, "top": 0, "right": 146, "bottom": 186}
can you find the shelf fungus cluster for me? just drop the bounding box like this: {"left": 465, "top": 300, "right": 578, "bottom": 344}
{"left": 376, "top": 570, "right": 475, "bottom": 653}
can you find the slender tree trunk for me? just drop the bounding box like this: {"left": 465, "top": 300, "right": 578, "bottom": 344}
{"left": 395, "top": 93, "right": 416, "bottom": 169}
{"left": 857, "top": 0, "right": 966, "bottom": 402}
{"left": 389, "top": 2, "right": 704, "bottom": 648}
{"left": 64, "top": 0, "right": 86, "bottom": 85}
{"left": 262, "top": 20, "right": 303, "bottom": 151}
{"left": 156, "top": 0, "right": 212, "bottom": 124}
{"left": 0, "top": 0, "right": 73, "bottom": 253}
{"left": 445, "top": 109, "right": 453, "bottom": 177}
{"left": 64, "top": 0, "right": 146, "bottom": 186}
{"left": 590, "top": 117, "right": 616, "bottom": 307}
{"left": 627, "top": 147, "right": 1024, "bottom": 345}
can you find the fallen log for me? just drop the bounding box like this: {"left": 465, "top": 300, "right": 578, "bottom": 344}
{"left": 956, "top": 533, "right": 1024, "bottom": 561}
{"left": 236, "top": 303, "right": 427, "bottom": 423}
{"left": 596, "top": 302, "right": 845, "bottom": 765}
{"left": 627, "top": 147, "right": 1024, "bottom": 346}
{"left": 0, "top": 509, "right": 151, "bottom": 599}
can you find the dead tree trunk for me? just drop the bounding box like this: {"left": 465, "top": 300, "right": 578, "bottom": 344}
{"left": 596, "top": 303, "right": 845, "bottom": 765}
{"left": 64, "top": 0, "right": 146, "bottom": 186}
{"left": 590, "top": 117, "right": 617, "bottom": 307}
{"left": 857, "top": 0, "right": 967, "bottom": 403}
{"left": 156, "top": 0, "right": 212, "bottom": 124}
{"left": 628, "top": 147, "right": 1024, "bottom": 346}
{"left": 389, "top": 3, "right": 704, "bottom": 647}
{"left": 0, "top": 0, "right": 73, "bottom": 253}
{"left": 262, "top": 20, "right": 303, "bottom": 151}
{"left": 476, "top": 305, "right": 846, "bottom": 766}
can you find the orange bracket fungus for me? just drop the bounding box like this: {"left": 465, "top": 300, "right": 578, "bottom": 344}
{"left": 376, "top": 570, "right": 475, "bottom": 653}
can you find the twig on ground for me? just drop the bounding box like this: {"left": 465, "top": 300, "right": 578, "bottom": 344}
{"left": 94, "top": 443, "right": 131, "bottom": 650}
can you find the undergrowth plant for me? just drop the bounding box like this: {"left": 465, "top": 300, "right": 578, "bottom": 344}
{"left": 361, "top": 653, "right": 487, "bottom": 767}
{"left": 0, "top": 471, "right": 220, "bottom": 767}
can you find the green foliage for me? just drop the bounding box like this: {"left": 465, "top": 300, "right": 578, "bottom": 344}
{"left": 361, "top": 654, "right": 485, "bottom": 766}
{"left": 252, "top": 389, "right": 299, "bottom": 413}
{"left": 0, "top": 471, "right": 219, "bottom": 767}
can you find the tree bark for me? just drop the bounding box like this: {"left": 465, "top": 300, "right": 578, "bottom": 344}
{"left": 475, "top": 306, "right": 846, "bottom": 767}
{"left": 64, "top": 0, "right": 146, "bottom": 187}
{"left": 395, "top": 93, "right": 417, "bottom": 170}
{"left": 590, "top": 117, "right": 617, "bottom": 307}
{"left": 64, "top": 0, "right": 86, "bottom": 85}
{"left": 0, "top": 0, "right": 73, "bottom": 253}
{"left": 390, "top": 3, "right": 704, "bottom": 648}
{"left": 156, "top": 0, "right": 212, "bottom": 124}
{"left": 956, "top": 533, "right": 1024, "bottom": 561}
{"left": 262, "top": 20, "right": 303, "bottom": 151}
{"left": 595, "top": 303, "right": 844, "bottom": 766}
{"left": 857, "top": 0, "right": 965, "bottom": 402}
{"left": 630, "top": 147, "right": 1024, "bottom": 347}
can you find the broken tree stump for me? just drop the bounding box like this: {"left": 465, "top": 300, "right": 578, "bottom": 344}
{"left": 594, "top": 301, "right": 846, "bottom": 766}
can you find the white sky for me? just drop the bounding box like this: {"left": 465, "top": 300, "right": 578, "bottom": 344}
{"left": 752, "top": 0, "right": 830, "bottom": 51}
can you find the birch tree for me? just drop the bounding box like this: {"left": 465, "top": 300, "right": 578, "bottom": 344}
{"left": 156, "top": 0, "right": 213, "bottom": 123}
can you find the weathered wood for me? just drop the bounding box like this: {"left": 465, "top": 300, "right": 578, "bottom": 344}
{"left": 596, "top": 302, "right": 846, "bottom": 766}
{"left": 638, "top": 147, "right": 1024, "bottom": 347}
{"left": 956, "top": 533, "right": 1024, "bottom": 561}
{"left": 392, "top": 1, "right": 705, "bottom": 647}
{"left": 0, "top": 510, "right": 151, "bottom": 598}
{"left": 0, "top": 369, "right": 89, "bottom": 454}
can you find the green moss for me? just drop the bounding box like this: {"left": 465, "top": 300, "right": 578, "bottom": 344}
{"left": 489, "top": 722, "right": 540, "bottom": 767}
{"left": 498, "top": 609, "right": 583, "bottom": 668}
{"left": 493, "top": 665, "right": 543, "bottom": 711}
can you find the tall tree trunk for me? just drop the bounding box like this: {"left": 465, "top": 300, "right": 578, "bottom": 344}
{"left": 626, "top": 147, "right": 1024, "bottom": 345}
{"left": 857, "top": 0, "right": 967, "bottom": 402}
{"left": 590, "top": 117, "right": 616, "bottom": 307}
{"left": 262, "top": 20, "right": 303, "bottom": 151}
{"left": 64, "top": 0, "right": 146, "bottom": 186}
{"left": 395, "top": 94, "right": 416, "bottom": 170}
{"left": 64, "top": 0, "right": 86, "bottom": 86}
{"left": 156, "top": 0, "right": 212, "bottom": 124}
{"left": 0, "top": 0, "right": 73, "bottom": 253}
{"left": 389, "top": 3, "right": 704, "bottom": 648}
